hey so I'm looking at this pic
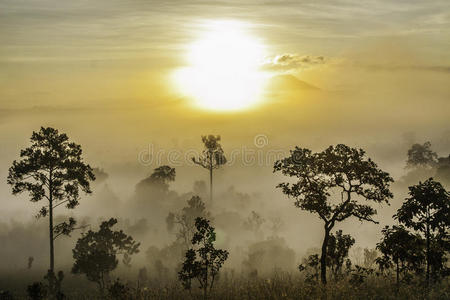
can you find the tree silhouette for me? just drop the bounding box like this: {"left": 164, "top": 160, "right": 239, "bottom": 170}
{"left": 363, "top": 248, "right": 378, "bottom": 269}
{"left": 376, "top": 225, "right": 425, "bottom": 286}
{"left": 274, "top": 144, "right": 393, "bottom": 284}
{"left": 178, "top": 217, "right": 229, "bottom": 299}
{"left": 406, "top": 142, "right": 438, "bottom": 169}
{"left": 395, "top": 178, "right": 450, "bottom": 283}
{"left": 192, "top": 135, "right": 227, "bottom": 205}
{"left": 167, "top": 196, "right": 211, "bottom": 249}
{"left": 136, "top": 165, "right": 176, "bottom": 196}
{"left": 72, "top": 218, "right": 140, "bottom": 293}
{"left": 27, "top": 281, "right": 47, "bottom": 300}
{"left": 7, "top": 127, "right": 94, "bottom": 292}
{"left": 298, "top": 254, "right": 320, "bottom": 284}
{"left": 326, "top": 230, "right": 355, "bottom": 279}
{"left": 148, "top": 165, "right": 176, "bottom": 186}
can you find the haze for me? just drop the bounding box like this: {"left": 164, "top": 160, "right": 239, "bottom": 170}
{"left": 0, "top": 0, "right": 449, "bottom": 297}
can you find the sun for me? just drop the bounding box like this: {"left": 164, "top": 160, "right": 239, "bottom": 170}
{"left": 173, "top": 21, "right": 268, "bottom": 111}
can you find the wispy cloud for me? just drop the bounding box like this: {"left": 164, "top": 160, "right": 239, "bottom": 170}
{"left": 262, "top": 54, "right": 326, "bottom": 72}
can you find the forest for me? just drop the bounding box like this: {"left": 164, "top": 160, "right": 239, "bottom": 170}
{"left": 0, "top": 127, "right": 448, "bottom": 300}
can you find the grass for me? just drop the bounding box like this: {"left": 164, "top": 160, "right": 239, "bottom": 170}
{"left": 2, "top": 270, "right": 448, "bottom": 299}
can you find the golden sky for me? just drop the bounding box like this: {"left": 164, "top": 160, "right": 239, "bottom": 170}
{"left": 0, "top": 0, "right": 449, "bottom": 168}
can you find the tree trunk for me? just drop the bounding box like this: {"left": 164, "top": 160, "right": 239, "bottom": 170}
{"left": 426, "top": 222, "right": 430, "bottom": 285}
{"left": 48, "top": 172, "right": 55, "bottom": 296}
{"left": 396, "top": 259, "right": 399, "bottom": 287}
{"left": 48, "top": 171, "right": 54, "bottom": 273}
{"left": 49, "top": 199, "right": 54, "bottom": 273}
{"left": 320, "top": 226, "right": 330, "bottom": 284}
{"left": 209, "top": 163, "right": 213, "bottom": 206}
{"left": 204, "top": 259, "right": 209, "bottom": 300}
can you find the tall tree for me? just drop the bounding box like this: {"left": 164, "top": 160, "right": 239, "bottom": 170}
{"left": 72, "top": 218, "right": 140, "bottom": 293}
{"left": 192, "top": 135, "right": 227, "bottom": 205}
{"left": 395, "top": 178, "right": 450, "bottom": 283}
{"left": 178, "top": 217, "right": 229, "bottom": 300}
{"left": 274, "top": 144, "right": 393, "bottom": 284}
{"left": 376, "top": 225, "right": 425, "bottom": 286}
{"left": 7, "top": 127, "right": 95, "bottom": 280}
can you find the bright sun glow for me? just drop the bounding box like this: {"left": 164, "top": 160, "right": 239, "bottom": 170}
{"left": 173, "top": 21, "right": 268, "bottom": 111}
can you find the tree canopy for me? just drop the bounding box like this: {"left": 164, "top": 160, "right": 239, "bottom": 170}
{"left": 7, "top": 126, "right": 95, "bottom": 294}
{"left": 178, "top": 217, "right": 229, "bottom": 299}
{"left": 72, "top": 218, "right": 140, "bottom": 292}
{"left": 274, "top": 144, "right": 393, "bottom": 284}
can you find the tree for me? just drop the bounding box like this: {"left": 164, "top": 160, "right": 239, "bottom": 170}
{"left": 192, "top": 135, "right": 227, "bottom": 205}
{"left": 72, "top": 218, "right": 140, "bottom": 293}
{"left": 326, "top": 230, "right": 355, "bottom": 279}
{"left": 148, "top": 165, "right": 176, "bottom": 186}
{"left": 298, "top": 232, "right": 354, "bottom": 282}
{"left": 27, "top": 282, "right": 47, "bottom": 300}
{"left": 167, "top": 196, "right": 211, "bottom": 249}
{"left": 178, "top": 217, "right": 229, "bottom": 300}
{"left": 7, "top": 127, "right": 95, "bottom": 291}
{"left": 243, "top": 211, "right": 265, "bottom": 238}
{"left": 274, "top": 144, "right": 393, "bottom": 284}
{"left": 136, "top": 165, "right": 176, "bottom": 195}
{"left": 376, "top": 225, "right": 425, "bottom": 286}
{"left": 395, "top": 178, "right": 450, "bottom": 283}
{"left": 298, "top": 254, "right": 320, "bottom": 283}
{"left": 363, "top": 248, "right": 378, "bottom": 269}
{"left": 406, "top": 142, "right": 438, "bottom": 169}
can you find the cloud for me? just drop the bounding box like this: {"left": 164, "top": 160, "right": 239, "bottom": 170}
{"left": 262, "top": 54, "right": 326, "bottom": 72}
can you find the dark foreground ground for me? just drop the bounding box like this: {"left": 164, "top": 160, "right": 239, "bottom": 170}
{"left": 1, "top": 270, "right": 449, "bottom": 299}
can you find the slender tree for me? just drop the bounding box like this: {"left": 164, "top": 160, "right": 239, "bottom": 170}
{"left": 7, "top": 127, "right": 95, "bottom": 286}
{"left": 274, "top": 144, "right": 393, "bottom": 284}
{"left": 192, "top": 135, "right": 227, "bottom": 205}
{"left": 395, "top": 178, "right": 450, "bottom": 283}
{"left": 179, "top": 217, "right": 229, "bottom": 300}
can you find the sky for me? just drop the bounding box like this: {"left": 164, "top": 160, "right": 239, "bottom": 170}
{"left": 0, "top": 0, "right": 449, "bottom": 269}
{"left": 1, "top": 0, "right": 449, "bottom": 107}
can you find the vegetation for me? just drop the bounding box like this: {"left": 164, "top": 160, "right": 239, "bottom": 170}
{"left": 192, "top": 135, "right": 227, "bottom": 205}
{"left": 376, "top": 225, "right": 425, "bottom": 285}
{"left": 7, "top": 127, "right": 95, "bottom": 295}
{"left": 3, "top": 128, "right": 450, "bottom": 299}
{"left": 178, "top": 217, "right": 229, "bottom": 299}
{"left": 395, "top": 178, "right": 450, "bottom": 283}
{"left": 72, "top": 218, "right": 140, "bottom": 294}
{"left": 274, "top": 144, "right": 393, "bottom": 284}
{"left": 166, "top": 196, "right": 211, "bottom": 249}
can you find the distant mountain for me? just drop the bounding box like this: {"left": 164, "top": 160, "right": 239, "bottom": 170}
{"left": 267, "top": 74, "right": 320, "bottom": 92}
